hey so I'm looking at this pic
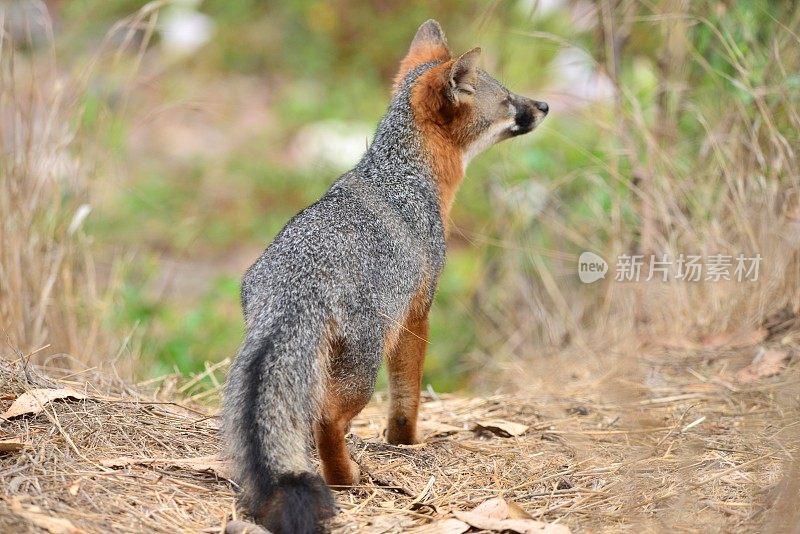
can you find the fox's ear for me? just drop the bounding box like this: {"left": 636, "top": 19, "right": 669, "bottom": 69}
{"left": 447, "top": 47, "right": 481, "bottom": 104}
{"left": 394, "top": 20, "right": 451, "bottom": 92}
{"left": 410, "top": 19, "right": 448, "bottom": 51}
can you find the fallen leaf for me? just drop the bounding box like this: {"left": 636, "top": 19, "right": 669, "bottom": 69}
{"left": 2, "top": 388, "right": 88, "bottom": 419}
{"left": 474, "top": 420, "right": 529, "bottom": 438}
{"left": 507, "top": 500, "right": 534, "bottom": 520}
{"left": 99, "top": 454, "right": 231, "bottom": 479}
{"left": 405, "top": 518, "right": 470, "bottom": 534}
{"left": 453, "top": 498, "right": 570, "bottom": 533}
{"left": 472, "top": 497, "right": 509, "bottom": 519}
{"left": 454, "top": 511, "right": 570, "bottom": 534}
{"left": 735, "top": 349, "right": 790, "bottom": 383}
{"left": 419, "top": 419, "right": 463, "bottom": 437}
{"left": 0, "top": 438, "right": 26, "bottom": 452}
{"left": 10, "top": 498, "right": 85, "bottom": 534}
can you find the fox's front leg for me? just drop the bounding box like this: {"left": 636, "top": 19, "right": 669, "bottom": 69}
{"left": 386, "top": 314, "right": 428, "bottom": 445}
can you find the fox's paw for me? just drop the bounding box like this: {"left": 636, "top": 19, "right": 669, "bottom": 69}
{"left": 346, "top": 458, "right": 361, "bottom": 485}
{"left": 386, "top": 415, "right": 418, "bottom": 445}
{"left": 323, "top": 457, "right": 361, "bottom": 488}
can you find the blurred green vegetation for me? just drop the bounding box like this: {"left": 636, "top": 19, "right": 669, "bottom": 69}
{"left": 47, "top": 0, "right": 795, "bottom": 391}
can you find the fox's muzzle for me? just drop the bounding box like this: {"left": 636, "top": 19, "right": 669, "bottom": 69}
{"left": 511, "top": 96, "right": 548, "bottom": 135}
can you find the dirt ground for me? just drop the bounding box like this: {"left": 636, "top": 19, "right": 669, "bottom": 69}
{"left": 0, "top": 336, "right": 797, "bottom": 533}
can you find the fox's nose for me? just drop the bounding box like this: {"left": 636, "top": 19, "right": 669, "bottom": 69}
{"left": 534, "top": 101, "right": 549, "bottom": 114}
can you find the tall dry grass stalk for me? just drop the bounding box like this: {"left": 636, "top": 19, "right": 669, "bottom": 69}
{"left": 0, "top": 2, "right": 160, "bottom": 372}
{"left": 473, "top": 1, "right": 800, "bottom": 378}
{"left": 1, "top": 5, "right": 95, "bottom": 366}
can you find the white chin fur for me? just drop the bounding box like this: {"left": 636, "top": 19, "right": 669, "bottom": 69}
{"left": 462, "top": 118, "right": 516, "bottom": 168}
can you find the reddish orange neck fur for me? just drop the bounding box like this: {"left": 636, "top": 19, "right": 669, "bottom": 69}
{"left": 409, "top": 62, "right": 470, "bottom": 226}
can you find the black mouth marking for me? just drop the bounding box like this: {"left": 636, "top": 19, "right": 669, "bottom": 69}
{"left": 508, "top": 99, "right": 548, "bottom": 137}
{"left": 514, "top": 106, "right": 535, "bottom": 133}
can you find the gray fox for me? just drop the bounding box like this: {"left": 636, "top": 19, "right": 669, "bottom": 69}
{"left": 222, "top": 19, "right": 548, "bottom": 534}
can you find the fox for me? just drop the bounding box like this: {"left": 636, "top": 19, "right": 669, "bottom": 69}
{"left": 221, "top": 19, "right": 548, "bottom": 534}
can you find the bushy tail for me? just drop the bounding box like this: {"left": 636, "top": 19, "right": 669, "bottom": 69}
{"left": 222, "top": 320, "right": 334, "bottom": 534}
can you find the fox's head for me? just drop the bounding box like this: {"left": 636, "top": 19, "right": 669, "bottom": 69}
{"left": 393, "top": 19, "right": 548, "bottom": 213}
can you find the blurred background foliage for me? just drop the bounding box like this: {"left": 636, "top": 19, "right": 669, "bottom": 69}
{"left": 4, "top": 0, "right": 797, "bottom": 393}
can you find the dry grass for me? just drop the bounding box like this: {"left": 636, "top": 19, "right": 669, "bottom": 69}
{"left": 2, "top": 334, "right": 797, "bottom": 533}
{"left": 470, "top": 2, "right": 800, "bottom": 375}
{"left": 0, "top": 357, "right": 232, "bottom": 533}
{"left": 0, "top": 1, "right": 147, "bottom": 371}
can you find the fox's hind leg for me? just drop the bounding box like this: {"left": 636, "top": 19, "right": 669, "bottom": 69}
{"left": 314, "top": 338, "right": 379, "bottom": 486}
{"left": 314, "top": 394, "right": 364, "bottom": 487}
{"left": 386, "top": 314, "right": 428, "bottom": 445}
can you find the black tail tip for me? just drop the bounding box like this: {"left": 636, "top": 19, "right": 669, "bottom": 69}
{"left": 252, "top": 472, "right": 335, "bottom": 534}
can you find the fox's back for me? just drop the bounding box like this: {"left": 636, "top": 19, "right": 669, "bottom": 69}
{"left": 241, "top": 168, "right": 445, "bottom": 334}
